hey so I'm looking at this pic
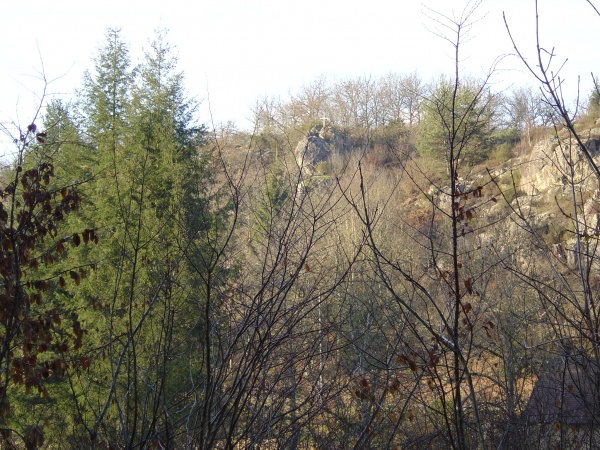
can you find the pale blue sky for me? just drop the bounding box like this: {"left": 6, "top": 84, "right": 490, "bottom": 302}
{"left": 0, "top": 0, "right": 597, "bottom": 150}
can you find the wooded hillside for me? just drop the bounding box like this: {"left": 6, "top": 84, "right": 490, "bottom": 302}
{"left": 1, "top": 3, "right": 600, "bottom": 448}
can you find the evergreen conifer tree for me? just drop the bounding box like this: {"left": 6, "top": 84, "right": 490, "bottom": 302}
{"left": 60, "top": 29, "right": 211, "bottom": 448}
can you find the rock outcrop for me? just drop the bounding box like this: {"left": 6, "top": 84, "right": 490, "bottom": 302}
{"left": 424, "top": 118, "right": 600, "bottom": 272}
{"left": 520, "top": 129, "right": 600, "bottom": 195}
{"left": 515, "top": 121, "right": 600, "bottom": 270}
{"left": 294, "top": 126, "right": 349, "bottom": 176}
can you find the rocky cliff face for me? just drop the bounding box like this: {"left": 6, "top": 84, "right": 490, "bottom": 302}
{"left": 294, "top": 126, "right": 349, "bottom": 176}
{"left": 420, "top": 117, "right": 600, "bottom": 272}
{"left": 519, "top": 126, "right": 600, "bottom": 195}
{"left": 514, "top": 120, "right": 600, "bottom": 269}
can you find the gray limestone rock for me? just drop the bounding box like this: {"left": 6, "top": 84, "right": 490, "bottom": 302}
{"left": 294, "top": 126, "right": 349, "bottom": 176}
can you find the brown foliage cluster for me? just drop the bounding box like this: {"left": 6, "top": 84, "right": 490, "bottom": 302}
{"left": 0, "top": 143, "right": 96, "bottom": 424}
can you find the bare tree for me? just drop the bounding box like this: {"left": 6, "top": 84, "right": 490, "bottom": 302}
{"left": 504, "top": 0, "right": 600, "bottom": 181}
{"left": 341, "top": 2, "right": 510, "bottom": 449}
{"left": 500, "top": 2, "right": 600, "bottom": 446}
{"left": 382, "top": 72, "right": 426, "bottom": 131}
